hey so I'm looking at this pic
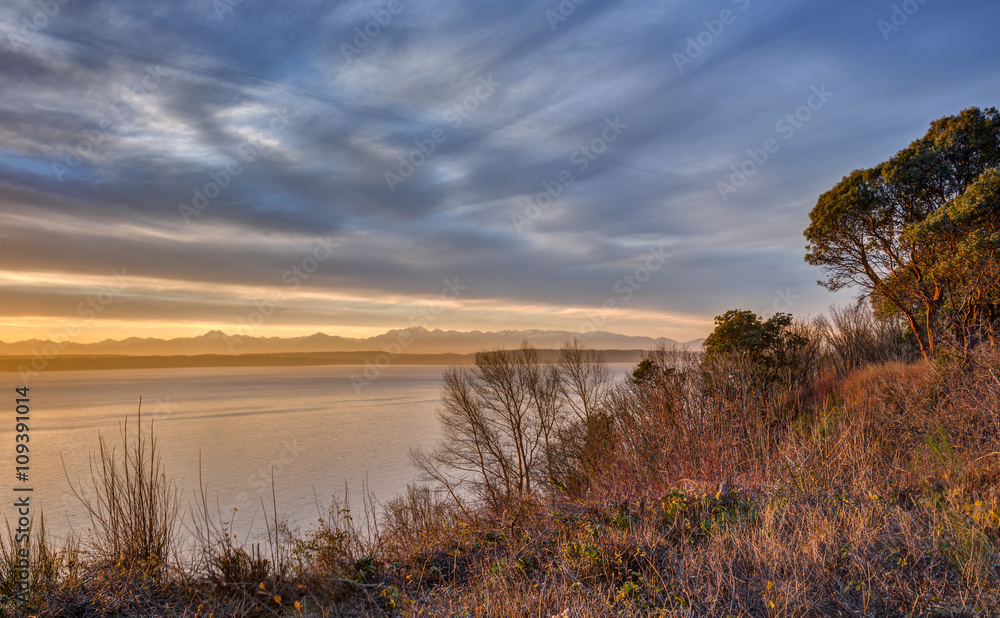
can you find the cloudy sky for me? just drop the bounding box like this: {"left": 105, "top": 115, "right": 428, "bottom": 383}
{"left": 0, "top": 0, "right": 997, "bottom": 343}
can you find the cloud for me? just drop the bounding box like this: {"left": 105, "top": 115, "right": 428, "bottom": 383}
{"left": 0, "top": 0, "right": 998, "bottom": 342}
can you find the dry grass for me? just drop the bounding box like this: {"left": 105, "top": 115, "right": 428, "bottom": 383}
{"left": 375, "top": 349, "right": 1000, "bottom": 617}
{"left": 4, "top": 346, "right": 1000, "bottom": 616}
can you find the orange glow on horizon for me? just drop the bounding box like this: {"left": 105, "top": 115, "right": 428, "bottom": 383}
{"left": 0, "top": 312, "right": 712, "bottom": 345}
{"left": 0, "top": 271, "right": 714, "bottom": 344}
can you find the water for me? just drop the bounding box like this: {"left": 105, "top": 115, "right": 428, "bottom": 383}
{"left": 3, "top": 362, "right": 634, "bottom": 546}
{"left": 7, "top": 365, "right": 444, "bottom": 545}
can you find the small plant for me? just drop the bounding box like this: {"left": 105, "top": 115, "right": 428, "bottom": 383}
{"left": 616, "top": 578, "right": 641, "bottom": 603}
{"left": 609, "top": 509, "right": 633, "bottom": 532}
{"left": 64, "top": 401, "right": 179, "bottom": 580}
{"left": 759, "top": 580, "right": 779, "bottom": 612}
{"left": 351, "top": 555, "right": 377, "bottom": 583}
{"left": 564, "top": 541, "right": 600, "bottom": 562}
{"left": 514, "top": 554, "right": 535, "bottom": 576}
{"left": 215, "top": 541, "right": 270, "bottom": 586}
{"left": 378, "top": 583, "right": 404, "bottom": 610}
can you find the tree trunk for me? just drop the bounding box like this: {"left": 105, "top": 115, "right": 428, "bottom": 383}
{"left": 903, "top": 311, "right": 932, "bottom": 361}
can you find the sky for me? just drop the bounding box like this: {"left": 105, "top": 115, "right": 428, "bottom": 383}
{"left": 0, "top": 0, "right": 998, "bottom": 344}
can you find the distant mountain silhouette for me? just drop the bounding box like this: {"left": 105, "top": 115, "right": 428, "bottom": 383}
{"left": 0, "top": 328, "right": 705, "bottom": 356}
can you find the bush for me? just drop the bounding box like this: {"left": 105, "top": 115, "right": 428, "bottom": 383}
{"left": 703, "top": 309, "right": 819, "bottom": 391}
{"left": 412, "top": 341, "right": 613, "bottom": 507}
{"left": 66, "top": 403, "right": 179, "bottom": 580}
{"left": 816, "top": 302, "right": 918, "bottom": 373}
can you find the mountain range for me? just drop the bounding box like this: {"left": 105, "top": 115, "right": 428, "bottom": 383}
{"left": 0, "top": 328, "right": 704, "bottom": 356}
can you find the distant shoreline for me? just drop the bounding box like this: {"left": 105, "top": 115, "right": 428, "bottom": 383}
{"left": 0, "top": 349, "right": 648, "bottom": 372}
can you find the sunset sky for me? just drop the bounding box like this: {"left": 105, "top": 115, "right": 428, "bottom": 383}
{"left": 1, "top": 0, "right": 998, "bottom": 343}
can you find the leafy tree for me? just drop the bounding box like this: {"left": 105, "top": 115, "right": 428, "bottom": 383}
{"left": 704, "top": 310, "right": 804, "bottom": 366}
{"left": 631, "top": 359, "right": 657, "bottom": 384}
{"left": 703, "top": 309, "right": 810, "bottom": 388}
{"left": 805, "top": 107, "right": 1000, "bottom": 359}
{"left": 904, "top": 169, "right": 1000, "bottom": 353}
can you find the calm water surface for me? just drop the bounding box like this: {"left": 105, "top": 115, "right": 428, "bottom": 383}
{"left": 6, "top": 362, "right": 634, "bottom": 544}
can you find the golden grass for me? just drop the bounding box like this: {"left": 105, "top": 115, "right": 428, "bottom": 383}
{"left": 3, "top": 350, "right": 999, "bottom": 616}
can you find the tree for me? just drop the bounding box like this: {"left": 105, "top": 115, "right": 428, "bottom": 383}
{"left": 904, "top": 169, "right": 1000, "bottom": 353}
{"left": 804, "top": 107, "right": 1000, "bottom": 359}
{"left": 631, "top": 359, "right": 658, "bottom": 384}
{"left": 703, "top": 309, "right": 810, "bottom": 388}
{"left": 555, "top": 339, "right": 614, "bottom": 493}
{"left": 412, "top": 341, "right": 612, "bottom": 507}
{"left": 557, "top": 338, "right": 612, "bottom": 423}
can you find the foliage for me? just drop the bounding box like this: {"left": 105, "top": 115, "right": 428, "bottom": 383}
{"left": 8, "top": 343, "right": 1000, "bottom": 616}
{"left": 703, "top": 309, "right": 813, "bottom": 389}
{"left": 805, "top": 106, "right": 1000, "bottom": 359}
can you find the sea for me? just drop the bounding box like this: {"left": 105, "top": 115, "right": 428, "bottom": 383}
{"left": 3, "top": 363, "right": 634, "bottom": 548}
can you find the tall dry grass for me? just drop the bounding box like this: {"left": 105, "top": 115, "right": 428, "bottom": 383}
{"left": 65, "top": 402, "right": 181, "bottom": 575}
{"left": 377, "top": 347, "right": 999, "bottom": 617}
{"left": 6, "top": 337, "right": 1000, "bottom": 616}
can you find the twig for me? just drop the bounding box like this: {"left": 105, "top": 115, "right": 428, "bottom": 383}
{"left": 327, "top": 576, "right": 380, "bottom": 589}
{"left": 970, "top": 452, "right": 1000, "bottom": 465}
{"left": 989, "top": 368, "right": 1000, "bottom": 389}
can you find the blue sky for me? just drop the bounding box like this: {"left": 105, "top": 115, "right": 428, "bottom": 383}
{"left": 0, "top": 0, "right": 998, "bottom": 342}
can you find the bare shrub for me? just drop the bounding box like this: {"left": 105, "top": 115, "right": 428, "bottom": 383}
{"left": 65, "top": 402, "right": 179, "bottom": 579}
{"left": 818, "top": 302, "right": 918, "bottom": 373}
{"left": 382, "top": 484, "right": 450, "bottom": 553}
{"left": 413, "top": 342, "right": 613, "bottom": 507}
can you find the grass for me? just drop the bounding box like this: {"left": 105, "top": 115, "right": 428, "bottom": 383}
{"left": 2, "top": 346, "right": 999, "bottom": 616}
